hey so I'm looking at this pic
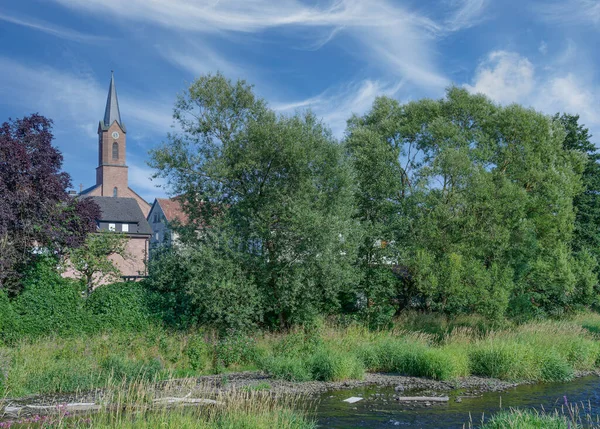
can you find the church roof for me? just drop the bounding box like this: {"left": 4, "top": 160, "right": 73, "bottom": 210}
{"left": 102, "top": 71, "right": 125, "bottom": 131}
{"left": 88, "top": 196, "right": 152, "bottom": 235}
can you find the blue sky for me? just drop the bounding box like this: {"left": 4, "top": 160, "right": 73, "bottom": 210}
{"left": 1, "top": 0, "right": 599, "bottom": 202}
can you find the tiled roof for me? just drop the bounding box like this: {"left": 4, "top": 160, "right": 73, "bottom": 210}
{"left": 156, "top": 198, "right": 190, "bottom": 225}
{"left": 87, "top": 196, "right": 152, "bottom": 235}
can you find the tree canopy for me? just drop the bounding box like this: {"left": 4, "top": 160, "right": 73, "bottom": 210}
{"left": 0, "top": 114, "right": 99, "bottom": 292}
{"left": 149, "top": 73, "right": 359, "bottom": 328}
{"left": 346, "top": 88, "right": 595, "bottom": 319}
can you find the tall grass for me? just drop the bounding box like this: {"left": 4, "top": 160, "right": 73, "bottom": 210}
{"left": 2, "top": 313, "right": 600, "bottom": 398}
{"left": 1, "top": 379, "right": 316, "bottom": 429}
{"left": 473, "top": 402, "right": 600, "bottom": 429}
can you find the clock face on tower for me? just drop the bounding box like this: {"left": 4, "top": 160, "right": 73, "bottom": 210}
{"left": 112, "top": 131, "right": 120, "bottom": 139}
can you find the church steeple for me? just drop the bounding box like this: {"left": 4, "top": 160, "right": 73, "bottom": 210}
{"left": 103, "top": 71, "right": 123, "bottom": 129}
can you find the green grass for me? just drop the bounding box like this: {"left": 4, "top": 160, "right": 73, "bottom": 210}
{"left": 3, "top": 381, "right": 316, "bottom": 429}
{"left": 475, "top": 406, "right": 600, "bottom": 429}
{"left": 3, "top": 313, "right": 600, "bottom": 397}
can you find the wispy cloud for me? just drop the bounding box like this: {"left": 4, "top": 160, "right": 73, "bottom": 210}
{"left": 442, "top": 0, "right": 489, "bottom": 33}
{"left": 51, "top": 0, "right": 454, "bottom": 90}
{"left": 0, "top": 57, "right": 172, "bottom": 141}
{"left": 273, "top": 79, "right": 404, "bottom": 137}
{"left": 0, "top": 11, "right": 109, "bottom": 43}
{"left": 539, "top": 0, "right": 600, "bottom": 27}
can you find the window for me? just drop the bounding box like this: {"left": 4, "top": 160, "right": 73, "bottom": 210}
{"left": 122, "top": 224, "right": 129, "bottom": 233}
{"left": 112, "top": 142, "right": 119, "bottom": 160}
{"left": 108, "top": 223, "right": 116, "bottom": 231}
{"left": 113, "top": 187, "right": 118, "bottom": 197}
{"left": 155, "top": 232, "right": 160, "bottom": 241}
{"left": 154, "top": 213, "right": 160, "bottom": 223}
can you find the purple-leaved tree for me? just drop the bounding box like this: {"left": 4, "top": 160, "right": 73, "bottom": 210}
{"left": 0, "top": 114, "right": 100, "bottom": 293}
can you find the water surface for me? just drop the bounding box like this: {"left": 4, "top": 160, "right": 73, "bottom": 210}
{"left": 316, "top": 376, "right": 600, "bottom": 428}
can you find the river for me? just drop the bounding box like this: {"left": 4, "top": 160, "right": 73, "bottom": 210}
{"left": 316, "top": 376, "right": 600, "bottom": 428}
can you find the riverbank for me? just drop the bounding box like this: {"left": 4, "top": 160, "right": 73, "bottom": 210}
{"left": 2, "top": 312, "right": 600, "bottom": 398}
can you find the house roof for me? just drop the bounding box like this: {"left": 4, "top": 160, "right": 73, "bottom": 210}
{"left": 155, "top": 197, "right": 190, "bottom": 225}
{"left": 88, "top": 196, "right": 152, "bottom": 235}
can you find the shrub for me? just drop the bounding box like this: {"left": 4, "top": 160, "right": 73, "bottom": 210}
{"left": 310, "top": 349, "right": 364, "bottom": 381}
{"left": 539, "top": 352, "right": 574, "bottom": 382}
{"left": 185, "top": 334, "right": 208, "bottom": 372}
{"left": 469, "top": 342, "right": 536, "bottom": 380}
{"left": 216, "top": 331, "right": 260, "bottom": 367}
{"left": 84, "top": 282, "right": 156, "bottom": 331}
{"left": 0, "top": 290, "right": 18, "bottom": 344}
{"left": 261, "top": 355, "right": 312, "bottom": 382}
{"left": 12, "top": 257, "right": 85, "bottom": 337}
{"left": 100, "top": 355, "right": 163, "bottom": 382}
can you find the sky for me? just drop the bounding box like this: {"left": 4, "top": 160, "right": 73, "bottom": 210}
{"left": 1, "top": 0, "right": 599, "bottom": 202}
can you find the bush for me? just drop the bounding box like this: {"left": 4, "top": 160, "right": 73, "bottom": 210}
{"left": 12, "top": 257, "right": 85, "bottom": 337}
{"left": 469, "top": 342, "right": 536, "bottom": 380}
{"left": 185, "top": 334, "right": 208, "bottom": 371}
{"left": 261, "top": 355, "right": 312, "bottom": 382}
{"left": 539, "top": 352, "right": 574, "bottom": 382}
{"left": 216, "top": 331, "right": 260, "bottom": 367}
{"left": 85, "top": 282, "right": 156, "bottom": 331}
{"left": 100, "top": 355, "right": 163, "bottom": 382}
{"left": 0, "top": 290, "right": 18, "bottom": 344}
{"left": 310, "top": 349, "right": 364, "bottom": 381}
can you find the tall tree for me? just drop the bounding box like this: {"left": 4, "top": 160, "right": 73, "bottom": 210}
{"left": 556, "top": 114, "right": 600, "bottom": 258}
{"left": 0, "top": 114, "right": 99, "bottom": 292}
{"left": 150, "top": 73, "right": 359, "bottom": 327}
{"left": 347, "top": 88, "right": 593, "bottom": 319}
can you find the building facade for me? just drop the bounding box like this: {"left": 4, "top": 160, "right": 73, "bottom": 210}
{"left": 147, "top": 198, "right": 189, "bottom": 248}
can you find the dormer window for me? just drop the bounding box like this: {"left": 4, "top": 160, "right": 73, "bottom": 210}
{"left": 112, "top": 142, "right": 119, "bottom": 160}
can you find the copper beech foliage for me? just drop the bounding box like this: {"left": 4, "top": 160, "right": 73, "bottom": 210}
{"left": 0, "top": 114, "right": 99, "bottom": 292}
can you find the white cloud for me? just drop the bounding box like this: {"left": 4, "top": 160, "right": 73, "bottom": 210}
{"left": 51, "top": 0, "right": 453, "bottom": 90}
{"left": 464, "top": 51, "right": 535, "bottom": 104}
{"left": 539, "top": 41, "right": 548, "bottom": 55}
{"left": 464, "top": 50, "right": 600, "bottom": 132}
{"left": 273, "top": 79, "right": 404, "bottom": 137}
{"left": 0, "top": 11, "right": 109, "bottom": 43}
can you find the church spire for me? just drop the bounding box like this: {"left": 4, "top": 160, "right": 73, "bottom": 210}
{"left": 103, "top": 71, "right": 123, "bottom": 129}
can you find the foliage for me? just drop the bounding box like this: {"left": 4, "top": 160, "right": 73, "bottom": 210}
{"left": 10, "top": 257, "right": 85, "bottom": 338}
{"left": 346, "top": 88, "right": 592, "bottom": 319}
{"left": 0, "top": 114, "right": 99, "bottom": 292}
{"left": 84, "top": 282, "right": 157, "bottom": 331}
{"left": 149, "top": 73, "right": 360, "bottom": 327}
{"left": 556, "top": 114, "right": 600, "bottom": 259}
{"left": 2, "top": 316, "right": 600, "bottom": 397}
{"left": 68, "top": 232, "right": 128, "bottom": 296}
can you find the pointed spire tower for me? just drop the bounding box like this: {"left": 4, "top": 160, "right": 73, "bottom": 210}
{"left": 95, "top": 71, "right": 128, "bottom": 196}
{"left": 80, "top": 72, "right": 151, "bottom": 217}
{"left": 103, "top": 71, "right": 124, "bottom": 130}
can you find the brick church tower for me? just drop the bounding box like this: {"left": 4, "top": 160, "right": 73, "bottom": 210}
{"left": 80, "top": 72, "right": 151, "bottom": 217}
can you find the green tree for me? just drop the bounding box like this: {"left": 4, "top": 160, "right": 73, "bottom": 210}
{"left": 68, "top": 232, "right": 128, "bottom": 296}
{"left": 150, "top": 73, "right": 359, "bottom": 327}
{"left": 347, "top": 88, "right": 591, "bottom": 318}
{"left": 556, "top": 114, "right": 600, "bottom": 258}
